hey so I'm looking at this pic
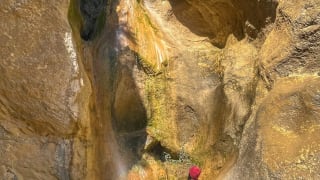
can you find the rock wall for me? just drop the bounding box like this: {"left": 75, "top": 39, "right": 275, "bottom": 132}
{"left": 124, "top": 0, "right": 320, "bottom": 179}
{"left": 0, "top": 0, "right": 319, "bottom": 179}
{"left": 0, "top": 0, "right": 91, "bottom": 179}
{"left": 224, "top": 0, "right": 320, "bottom": 179}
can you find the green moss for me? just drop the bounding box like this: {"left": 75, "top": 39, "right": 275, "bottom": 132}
{"left": 145, "top": 75, "right": 167, "bottom": 119}
{"left": 135, "top": 53, "right": 160, "bottom": 75}
{"left": 133, "top": 2, "right": 158, "bottom": 31}
{"left": 189, "top": 154, "right": 205, "bottom": 167}
{"left": 68, "top": 0, "right": 83, "bottom": 35}
{"left": 143, "top": 12, "right": 158, "bottom": 32}
{"left": 134, "top": 51, "right": 168, "bottom": 129}
{"left": 145, "top": 73, "right": 169, "bottom": 142}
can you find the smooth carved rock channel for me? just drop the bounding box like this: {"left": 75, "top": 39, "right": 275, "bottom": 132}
{"left": 0, "top": 0, "right": 319, "bottom": 179}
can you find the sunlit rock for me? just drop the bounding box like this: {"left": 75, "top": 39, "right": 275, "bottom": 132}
{"left": 1, "top": 0, "right": 319, "bottom": 179}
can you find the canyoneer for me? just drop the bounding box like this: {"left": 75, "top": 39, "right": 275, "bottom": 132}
{"left": 188, "top": 165, "right": 201, "bottom": 180}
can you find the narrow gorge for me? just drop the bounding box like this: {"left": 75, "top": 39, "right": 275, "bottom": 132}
{"left": 0, "top": 0, "right": 319, "bottom": 179}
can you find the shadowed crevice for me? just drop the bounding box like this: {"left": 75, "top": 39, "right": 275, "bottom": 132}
{"left": 79, "top": 0, "right": 108, "bottom": 41}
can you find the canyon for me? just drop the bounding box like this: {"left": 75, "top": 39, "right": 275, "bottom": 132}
{"left": 0, "top": 0, "right": 319, "bottom": 179}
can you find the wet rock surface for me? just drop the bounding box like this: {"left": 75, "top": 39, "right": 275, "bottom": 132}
{"left": 0, "top": 0, "right": 319, "bottom": 179}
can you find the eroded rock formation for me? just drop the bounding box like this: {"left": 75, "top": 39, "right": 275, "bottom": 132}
{"left": 0, "top": 1, "right": 91, "bottom": 179}
{"left": 0, "top": 0, "right": 319, "bottom": 179}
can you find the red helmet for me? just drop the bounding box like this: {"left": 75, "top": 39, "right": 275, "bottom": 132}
{"left": 189, "top": 166, "right": 201, "bottom": 179}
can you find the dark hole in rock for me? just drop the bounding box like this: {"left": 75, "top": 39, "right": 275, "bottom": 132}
{"left": 147, "top": 141, "right": 179, "bottom": 162}
{"left": 79, "top": 0, "right": 107, "bottom": 41}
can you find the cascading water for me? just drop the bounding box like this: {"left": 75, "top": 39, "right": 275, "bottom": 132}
{"left": 85, "top": 0, "right": 132, "bottom": 178}
{"left": 69, "top": 0, "right": 130, "bottom": 179}
{"left": 71, "top": 0, "right": 159, "bottom": 179}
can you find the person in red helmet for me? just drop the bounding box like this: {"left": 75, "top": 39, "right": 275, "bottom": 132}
{"left": 188, "top": 165, "right": 201, "bottom": 180}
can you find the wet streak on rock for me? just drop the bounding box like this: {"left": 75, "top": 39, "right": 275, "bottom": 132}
{"left": 56, "top": 140, "right": 71, "bottom": 180}
{"left": 70, "top": 0, "right": 149, "bottom": 178}
{"left": 111, "top": 48, "right": 148, "bottom": 171}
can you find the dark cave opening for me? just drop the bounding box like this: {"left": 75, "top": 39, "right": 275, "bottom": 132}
{"left": 79, "top": 0, "right": 107, "bottom": 41}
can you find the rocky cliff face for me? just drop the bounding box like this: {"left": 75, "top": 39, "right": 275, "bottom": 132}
{"left": 0, "top": 0, "right": 319, "bottom": 179}
{"left": 0, "top": 1, "right": 91, "bottom": 179}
